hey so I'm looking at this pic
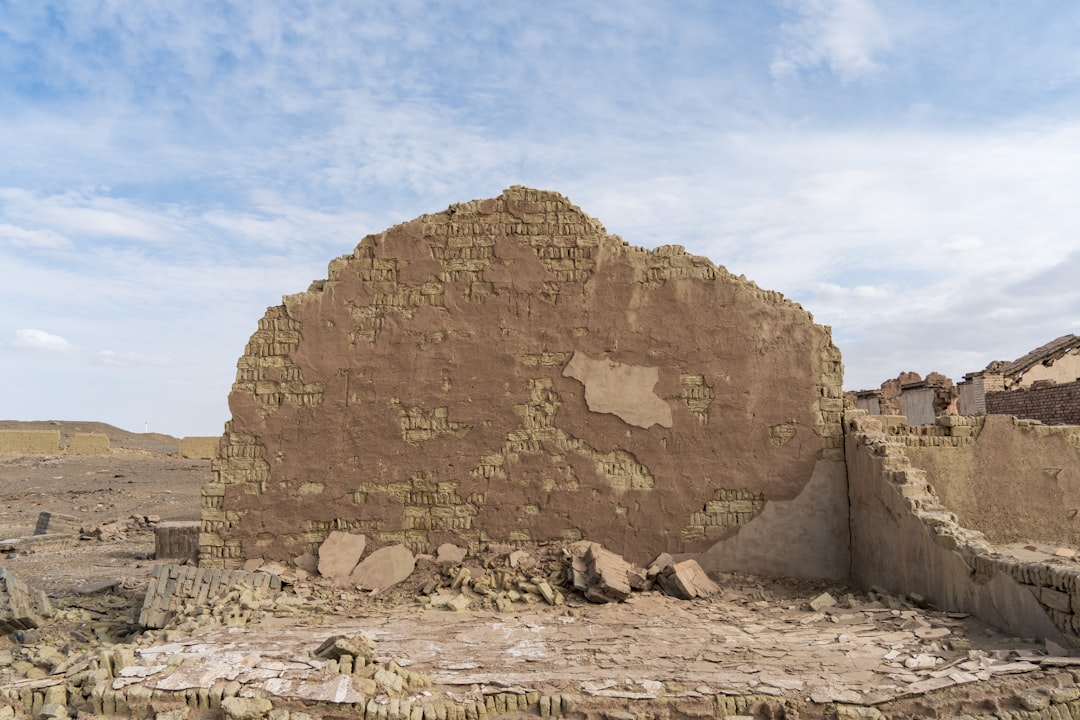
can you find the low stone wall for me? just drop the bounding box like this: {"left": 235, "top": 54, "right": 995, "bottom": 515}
{"left": 179, "top": 436, "right": 219, "bottom": 459}
{"left": 846, "top": 410, "right": 1076, "bottom": 645}
{"left": 67, "top": 432, "right": 110, "bottom": 455}
{"left": 988, "top": 379, "right": 1080, "bottom": 426}
{"left": 0, "top": 430, "right": 60, "bottom": 454}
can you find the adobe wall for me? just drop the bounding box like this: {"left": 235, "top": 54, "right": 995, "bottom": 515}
{"left": 846, "top": 411, "right": 1073, "bottom": 645}
{"left": 67, "top": 432, "right": 110, "bottom": 455}
{"left": 0, "top": 430, "right": 60, "bottom": 454}
{"left": 986, "top": 379, "right": 1080, "bottom": 426}
{"left": 202, "top": 186, "right": 846, "bottom": 575}
{"left": 179, "top": 436, "right": 219, "bottom": 459}
{"left": 903, "top": 415, "right": 1080, "bottom": 546}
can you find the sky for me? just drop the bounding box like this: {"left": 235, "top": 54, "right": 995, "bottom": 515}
{"left": 2, "top": 1, "right": 1079, "bottom": 438}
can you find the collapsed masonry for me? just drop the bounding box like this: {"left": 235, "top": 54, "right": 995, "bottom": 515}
{"left": 203, "top": 186, "right": 847, "bottom": 580}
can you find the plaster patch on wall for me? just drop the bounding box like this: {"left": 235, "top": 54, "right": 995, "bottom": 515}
{"left": 562, "top": 352, "right": 673, "bottom": 429}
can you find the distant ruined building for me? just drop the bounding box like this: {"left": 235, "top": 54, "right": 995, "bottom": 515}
{"left": 959, "top": 334, "right": 1080, "bottom": 425}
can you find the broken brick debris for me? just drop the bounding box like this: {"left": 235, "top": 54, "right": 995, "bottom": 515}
{"left": 138, "top": 563, "right": 282, "bottom": 629}
{"left": 33, "top": 511, "right": 81, "bottom": 536}
{"left": 0, "top": 569, "right": 52, "bottom": 633}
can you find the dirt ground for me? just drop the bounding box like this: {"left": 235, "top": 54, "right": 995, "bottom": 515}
{"left": 2, "top": 422, "right": 1080, "bottom": 720}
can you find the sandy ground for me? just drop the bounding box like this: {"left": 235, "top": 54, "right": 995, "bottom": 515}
{"left": 1, "top": 422, "right": 1079, "bottom": 719}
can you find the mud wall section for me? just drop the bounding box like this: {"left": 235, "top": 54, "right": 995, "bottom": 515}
{"left": 201, "top": 187, "right": 846, "bottom": 572}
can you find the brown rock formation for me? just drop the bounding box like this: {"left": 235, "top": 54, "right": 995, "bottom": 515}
{"left": 202, "top": 187, "right": 843, "bottom": 569}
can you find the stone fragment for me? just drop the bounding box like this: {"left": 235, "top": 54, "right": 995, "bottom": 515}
{"left": 351, "top": 544, "right": 415, "bottom": 591}
{"left": 509, "top": 550, "right": 536, "bottom": 571}
{"left": 313, "top": 634, "right": 376, "bottom": 663}
{"left": 436, "top": 543, "right": 467, "bottom": 565}
{"left": 293, "top": 553, "right": 319, "bottom": 574}
{"left": 221, "top": 696, "right": 274, "bottom": 720}
{"left": 656, "top": 560, "right": 719, "bottom": 600}
{"left": 72, "top": 578, "right": 121, "bottom": 595}
{"left": 646, "top": 552, "right": 674, "bottom": 578}
{"left": 576, "top": 545, "right": 632, "bottom": 603}
{"left": 429, "top": 593, "right": 472, "bottom": 611}
{"left": 318, "top": 531, "right": 367, "bottom": 579}
{"left": 809, "top": 592, "right": 837, "bottom": 612}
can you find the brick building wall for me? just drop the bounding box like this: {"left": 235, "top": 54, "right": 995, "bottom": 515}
{"left": 986, "top": 379, "right": 1080, "bottom": 426}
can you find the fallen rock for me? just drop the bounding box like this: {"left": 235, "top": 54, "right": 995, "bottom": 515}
{"left": 313, "top": 633, "right": 376, "bottom": 662}
{"left": 656, "top": 560, "right": 719, "bottom": 600}
{"left": 221, "top": 696, "right": 274, "bottom": 720}
{"left": 576, "top": 544, "right": 632, "bottom": 603}
{"left": 436, "top": 543, "right": 467, "bottom": 565}
{"left": 293, "top": 552, "right": 319, "bottom": 574}
{"left": 809, "top": 592, "right": 837, "bottom": 612}
{"left": 646, "top": 552, "right": 674, "bottom": 578}
{"left": 350, "top": 544, "right": 415, "bottom": 591}
{"left": 318, "top": 531, "right": 367, "bottom": 579}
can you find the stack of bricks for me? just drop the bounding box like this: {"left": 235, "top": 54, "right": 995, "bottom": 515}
{"left": 34, "top": 510, "right": 82, "bottom": 535}
{"left": 987, "top": 379, "right": 1080, "bottom": 426}
{"left": 155, "top": 521, "right": 201, "bottom": 562}
{"left": 0, "top": 568, "right": 52, "bottom": 633}
{"left": 139, "top": 563, "right": 281, "bottom": 628}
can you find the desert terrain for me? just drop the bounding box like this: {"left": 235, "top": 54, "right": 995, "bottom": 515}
{"left": 1, "top": 421, "right": 1079, "bottom": 720}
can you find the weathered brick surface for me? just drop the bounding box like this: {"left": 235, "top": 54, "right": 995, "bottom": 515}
{"left": 203, "top": 187, "right": 842, "bottom": 569}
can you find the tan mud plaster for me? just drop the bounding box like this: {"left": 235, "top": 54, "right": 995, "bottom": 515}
{"left": 205, "top": 187, "right": 844, "bottom": 570}
{"left": 562, "top": 352, "right": 672, "bottom": 429}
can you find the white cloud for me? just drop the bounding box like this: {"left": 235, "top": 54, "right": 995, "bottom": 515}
{"left": 12, "top": 328, "right": 73, "bottom": 352}
{"left": 0, "top": 223, "right": 71, "bottom": 249}
{"left": 772, "top": 0, "right": 891, "bottom": 82}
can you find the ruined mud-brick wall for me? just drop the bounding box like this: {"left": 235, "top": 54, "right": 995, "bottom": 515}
{"left": 846, "top": 410, "right": 1080, "bottom": 645}
{"left": 903, "top": 415, "right": 1080, "bottom": 547}
{"left": 201, "top": 187, "right": 842, "bottom": 569}
{"left": 987, "top": 379, "right": 1080, "bottom": 426}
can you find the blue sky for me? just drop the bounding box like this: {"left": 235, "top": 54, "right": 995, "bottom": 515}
{"left": 2, "top": 1, "right": 1079, "bottom": 437}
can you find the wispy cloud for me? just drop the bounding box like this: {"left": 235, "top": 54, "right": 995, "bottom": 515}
{"left": 772, "top": 0, "right": 892, "bottom": 82}
{"left": 11, "top": 328, "right": 73, "bottom": 352}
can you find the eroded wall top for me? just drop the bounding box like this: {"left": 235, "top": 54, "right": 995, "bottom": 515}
{"left": 202, "top": 187, "right": 843, "bottom": 569}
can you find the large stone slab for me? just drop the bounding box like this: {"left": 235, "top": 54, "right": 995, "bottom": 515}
{"left": 350, "top": 544, "right": 415, "bottom": 591}
{"left": 318, "top": 531, "right": 367, "bottom": 579}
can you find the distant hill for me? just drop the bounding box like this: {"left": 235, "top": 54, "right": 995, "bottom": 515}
{"left": 0, "top": 420, "right": 182, "bottom": 454}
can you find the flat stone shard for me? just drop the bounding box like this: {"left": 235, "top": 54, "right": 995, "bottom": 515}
{"left": 204, "top": 186, "right": 844, "bottom": 572}
{"left": 436, "top": 543, "right": 467, "bottom": 565}
{"left": 656, "top": 560, "right": 720, "bottom": 600}
{"left": 571, "top": 543, "right": 632, "bottom": 603}
{"left": 350, "top": 544, "right": 416, "bottom": 591}
{"left": 318, "top": 531, "right": 367, "bottom": 578}
{"left": 562, "top": 352, "right": 672, "bottom": 429}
